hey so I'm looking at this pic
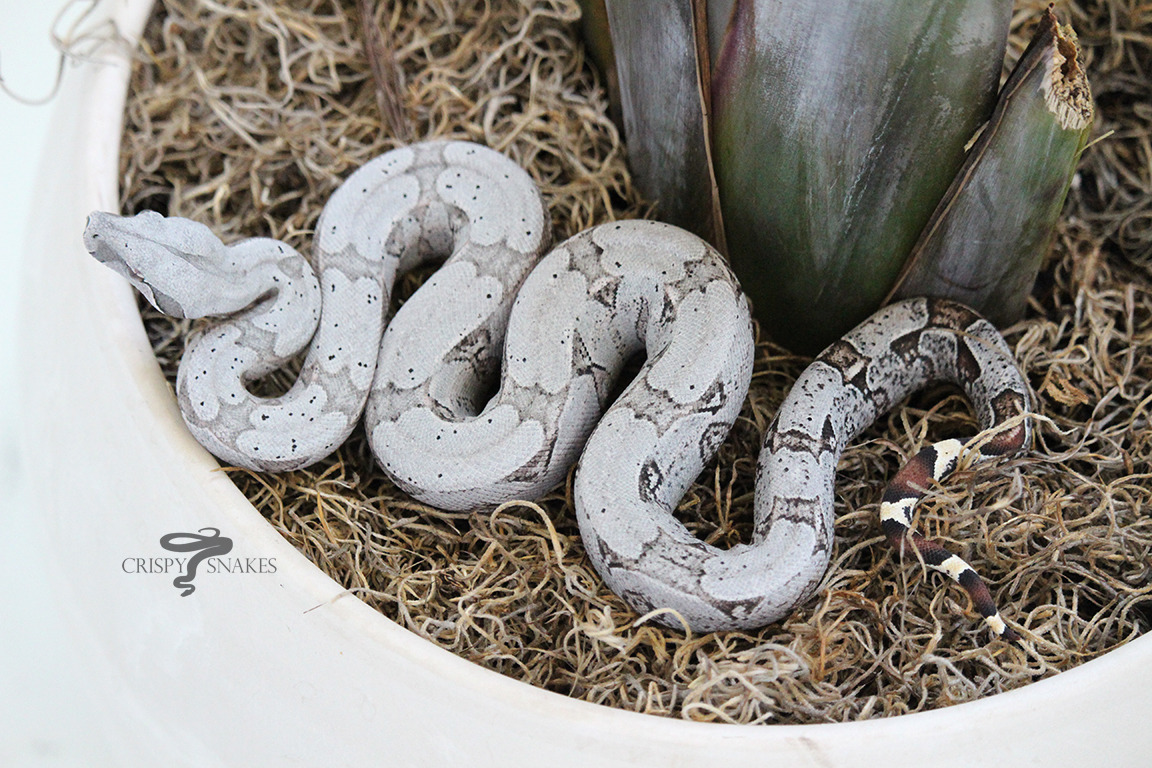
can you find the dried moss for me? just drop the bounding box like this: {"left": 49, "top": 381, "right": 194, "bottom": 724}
{"left": 122, "top": 0, "right": 1151, "bottom": 723}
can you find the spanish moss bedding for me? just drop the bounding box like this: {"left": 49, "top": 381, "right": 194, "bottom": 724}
{"left": 117, "top": 0, "right": 1152, "bottom": 723}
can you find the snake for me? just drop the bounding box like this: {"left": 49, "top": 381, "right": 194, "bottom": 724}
{"left": 83, "top": 139, "right": 1031, "bottom": 641}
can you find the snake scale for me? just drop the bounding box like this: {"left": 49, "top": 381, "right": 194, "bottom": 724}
{"left": 84, "top": 140, "right": 1031, "bottom": 641}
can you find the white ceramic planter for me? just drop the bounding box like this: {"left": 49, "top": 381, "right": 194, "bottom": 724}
{"left": 18, "top": 1, "right": 1152, "bottom": 764}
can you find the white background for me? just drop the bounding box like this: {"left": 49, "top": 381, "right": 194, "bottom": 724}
{"left": 0, "top": 2, "right": 103, "bottom": 763}
{"left": 0, "top": 4, "right": 57, "bottom": 482}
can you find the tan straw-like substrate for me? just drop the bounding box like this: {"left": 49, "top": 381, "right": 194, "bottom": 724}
{"left": 120, "top": 0, "right": 1151, "bottom": 723}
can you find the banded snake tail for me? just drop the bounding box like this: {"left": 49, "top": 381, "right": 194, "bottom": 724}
{"left": 83, "top": 140, "right": 1031, "bottom": 642}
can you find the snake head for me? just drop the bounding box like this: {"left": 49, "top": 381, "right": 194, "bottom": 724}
{"left": 83, "top": 210, "right": 228, "bottom": 319}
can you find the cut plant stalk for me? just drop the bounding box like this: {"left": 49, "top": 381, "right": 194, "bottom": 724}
{"left": 357, "top": 0, "right": 410, "bottom": 142}
{"left": 887, "top": 7, "right": 1094, "bottom": 324}
{"left": 576, "top": 0, "right": 621, "bottom": 127}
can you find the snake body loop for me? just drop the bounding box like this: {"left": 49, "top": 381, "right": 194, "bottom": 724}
{"left": 87, "top": 141, "right": 550, "bottom": 471}
{"left": 578, "top": 298, "right": 1030, "bottom": 635}
{"left": 85, "top": 140, "right": 1030, "bottom": 640}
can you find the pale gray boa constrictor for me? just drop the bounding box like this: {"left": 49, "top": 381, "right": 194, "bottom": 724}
{"left": 84, "top": 140, "right": 1031, "bottom": 640}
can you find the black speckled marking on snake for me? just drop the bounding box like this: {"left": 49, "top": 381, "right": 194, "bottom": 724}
{"left": 84, "top": 141, "right": 1031, "bottom": 641}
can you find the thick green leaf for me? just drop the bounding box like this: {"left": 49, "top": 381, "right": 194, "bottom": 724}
{"left": 712, "top": 0, "right": 1012, "bottom": 354}
{"left": 706, "top": 0, "right": 737, "bottom": 65}
{"left": 888, "top": 8, "right": 1093, "bottom": 324}
{"left": 601, "top": 0, "right": 723, "bottom": 248}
